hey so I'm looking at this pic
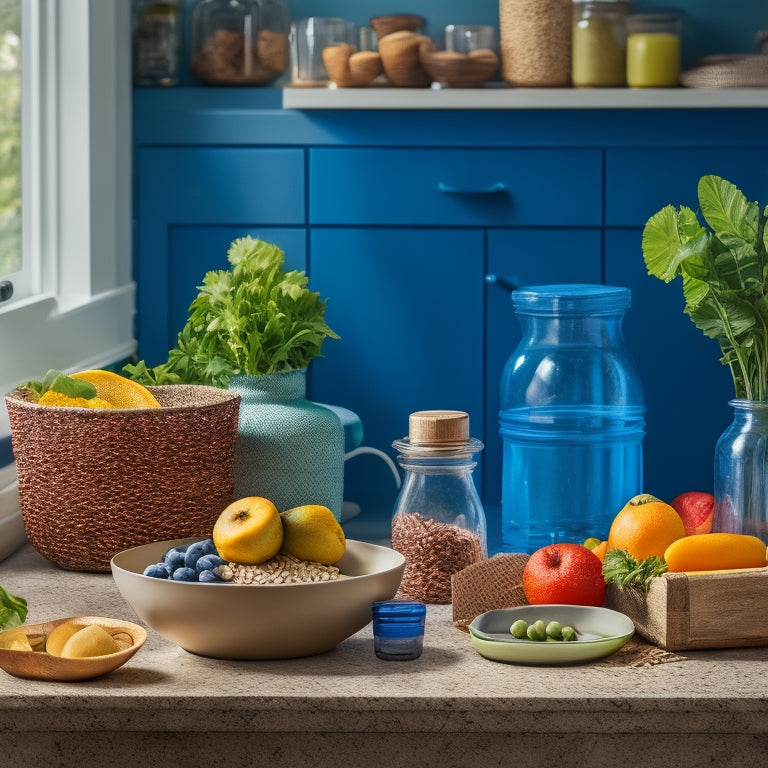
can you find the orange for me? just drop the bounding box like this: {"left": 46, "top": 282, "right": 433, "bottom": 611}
{"left": 522, "top": 543, "right": 606, "bottom": 607}
{"left": 606, "top": 493, "right": 686, "bottom": 561}
{"left": 70, "top": 370, "right": 161, "bottom": 409}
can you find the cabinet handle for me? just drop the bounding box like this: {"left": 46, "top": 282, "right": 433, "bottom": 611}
{"left": 438, "top": 181, "right": 507, "bottom": 195}
{"left": 485, "top": 274, "right": 516, "bottom": 294}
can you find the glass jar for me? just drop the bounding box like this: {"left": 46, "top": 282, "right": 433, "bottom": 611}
{"left": 371, "top": 601, "right": 426, "bottom": 661}
{"left": 713, "top": 399, "right": 768, "bottom": 544}
{"left": 190, "top": 0, "right": 290, "bottom": 85}
{"left": 572, "top": 0, "right": 631, "bottom": 87}
{"left": 133, "top": 1, "right": 182, "bottom": 87}
{"left": 499, "top": 285, "right": 645, "bottom": 553}
{"left": 391, "top": 410, "right": 487, "bottom": 604}
{"left": 626, "top": 12, "right": 682, "bottom": 88}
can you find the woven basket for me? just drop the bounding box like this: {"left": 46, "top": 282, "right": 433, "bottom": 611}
{"left": 5, "top": 385, "right": 241, "bottom": 572}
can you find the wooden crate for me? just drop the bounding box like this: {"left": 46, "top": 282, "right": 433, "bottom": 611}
{"left": 604, "top": 568, "right": 768, "bottom": 651}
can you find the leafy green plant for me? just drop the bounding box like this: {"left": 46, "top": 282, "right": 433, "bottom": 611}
{"left": 602, "top": 549, "right": 667, "bottom": 593}
{"left": 642, "top": 175, "right": 768, "bottom": 401}
{"left": 0, "top": 584, "right": 27, "bottom": 630}
{"left": 124, "top": 237, "right": 339, "bottom": 388}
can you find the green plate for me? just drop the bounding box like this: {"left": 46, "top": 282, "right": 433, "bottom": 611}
{"left": 468, "top": 605, "right": 634, "bottom": 665}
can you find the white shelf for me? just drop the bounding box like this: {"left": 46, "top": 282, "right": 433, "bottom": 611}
{"left": 283, "top": 86, "right": 768, "bottom": 110}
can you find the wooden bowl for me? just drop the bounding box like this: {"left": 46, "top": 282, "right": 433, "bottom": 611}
{"left": 420, "top": 49, "right": 499, "bottom": 88}
{"left": 370, "top": 13, "right": 425, "bottom": 39}
{"left": 378, "top": 31, "right": 435, "bottom": 88}
{"left": 0, "top": 616, "right": 147, "bottom": 681}
{"left": 322, "top": 44, "right": 383, "bottom": 88}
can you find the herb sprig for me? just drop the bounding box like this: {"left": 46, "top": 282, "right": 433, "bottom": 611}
{"left": 124, "top": 237, "right": 339, "bottom": 388}
{"left": 602, "top": 549, "right": 668, "bottom": 593}
{"left": 642, "top": 175, "right": 768, "bottom": 400}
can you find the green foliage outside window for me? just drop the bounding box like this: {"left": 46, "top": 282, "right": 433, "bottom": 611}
{"left": 0, "top": 0, "right": 21, "bottom": 277}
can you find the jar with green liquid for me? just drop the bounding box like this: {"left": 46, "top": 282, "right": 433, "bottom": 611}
{"left": 572, "top": 0, "right": 631, "bottom": 88}
{"left": 626, "top": 12, "right": 682, "bottom": 87}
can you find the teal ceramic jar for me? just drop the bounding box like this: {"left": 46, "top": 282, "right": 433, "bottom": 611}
{"left": 229, "top": 369, "right": 345, "bottom": 519}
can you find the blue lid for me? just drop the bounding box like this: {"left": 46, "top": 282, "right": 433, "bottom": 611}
{"left": 372, "top": 600, "right": 426, "bottom": 620}
{"left": 511, "top": 284, "right": 631, "bottom": 316}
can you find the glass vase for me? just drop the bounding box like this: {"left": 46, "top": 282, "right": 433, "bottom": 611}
{"left": 713, "top": 399, "right": 768, "bottom": 544}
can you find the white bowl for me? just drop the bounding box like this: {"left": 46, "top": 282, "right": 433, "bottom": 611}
{"left": 111, "top": 537, "right": 405, "bottom": 659}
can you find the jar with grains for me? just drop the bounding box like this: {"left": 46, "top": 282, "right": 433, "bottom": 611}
{"left": 391, "top": 410, "right": 487, "bottom": 604}
{"left": 572, "top": 0, "right": 631, "bottom": 87}
{"left": 190, "top": 0, "right": 290, "bottom": 85}
{"left": 499, "top": 0, "right": 572, "bottom": 86}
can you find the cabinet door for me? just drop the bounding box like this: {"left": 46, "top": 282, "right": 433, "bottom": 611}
{"left": 308, "top": 228, "right": 485, "bottom": 539}
{"left": 136, "top": 147, "right": 305, "bottom": 364}
{"left": 605, "top": 229, "right": 733, "bottom": 501}
{"left": 484, "top": 229, "right": 603, "bottom": 543}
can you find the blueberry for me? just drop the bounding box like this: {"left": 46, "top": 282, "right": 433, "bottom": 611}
{"left": 163, "top": 547, "right": 186, "bottom": 571}
{"left": 198, "top": 569, "right": 220, "bottom": 583}
{"left": 195, "top": 554, "right": 226, "bottom": 573}
{"left": 184, "top": 539, "right": 218, "bottom": 569}
{"left": 171, "top": 566, "right": 198, "bottom": 582}
{"left": 143, "top": 562, "right": 171, "bottom": 579}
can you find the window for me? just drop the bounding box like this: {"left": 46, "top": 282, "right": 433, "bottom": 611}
{"left": 0, "top": 1, "right": 21, "bottom": 287}
{"left": 0, "top": 0, "right": 135, "bottom": 439}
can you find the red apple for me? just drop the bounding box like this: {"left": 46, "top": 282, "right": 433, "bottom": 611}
{"left": 522, "top": 543, "right": 606, "bottom": 607}
{"left": 670, "top": 492, "right": 715, "bottom": 536}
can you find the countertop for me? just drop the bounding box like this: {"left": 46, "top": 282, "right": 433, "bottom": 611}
{"left": 2, "top": 543, "right": 768, "bottom": 768}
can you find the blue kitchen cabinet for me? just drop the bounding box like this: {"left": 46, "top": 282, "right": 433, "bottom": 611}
{"left": 307, "top": 227, "right": 485, "bottom": 539}
{"left": 135, "top": 146, "right": 306, "bottom": 364}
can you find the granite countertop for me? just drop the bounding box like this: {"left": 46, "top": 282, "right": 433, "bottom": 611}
{"left": 1, "top": 543, "right": 767, "bottom": 768}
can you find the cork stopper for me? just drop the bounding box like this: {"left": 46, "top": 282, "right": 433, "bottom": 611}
{"left": 408, "top": 410, "right": 469, "bottom": 445}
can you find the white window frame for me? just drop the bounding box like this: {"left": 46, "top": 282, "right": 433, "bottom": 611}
{"left": 0, "top": 0, "right": 135, "bottom": 438}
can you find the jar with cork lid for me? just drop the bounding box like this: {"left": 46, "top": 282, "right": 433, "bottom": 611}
{"left": 390, "top": 410, "right": 487, "bottom": 604}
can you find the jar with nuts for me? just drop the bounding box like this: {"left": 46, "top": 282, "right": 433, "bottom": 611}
{"left": 190, "top": 0, "right": 290, "bottom": 85}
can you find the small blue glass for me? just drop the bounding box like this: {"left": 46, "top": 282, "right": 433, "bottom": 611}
{"left": 371, "top": 601, "right": 426, "bottom": 661}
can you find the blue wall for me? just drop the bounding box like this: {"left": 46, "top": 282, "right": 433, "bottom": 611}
{"left": 176, "top": 0, "right": 768, "bottom": 81}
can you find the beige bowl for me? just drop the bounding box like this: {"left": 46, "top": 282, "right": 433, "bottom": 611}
{"left": 111, "top": 537, "right": 405, "bottom": 659}
{"left": 0, "top": 616, "right": 146, "bottom": 681}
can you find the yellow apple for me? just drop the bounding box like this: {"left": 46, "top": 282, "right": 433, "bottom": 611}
{"left": 280, "top": 504, "right": 346, "bottom": 565}
{"left": 213, "top": 496, "right": 284, "bottom": 564}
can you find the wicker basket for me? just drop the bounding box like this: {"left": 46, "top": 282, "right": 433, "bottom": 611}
{"left": 5, "top": 385, "right": 241, "bottom": 572}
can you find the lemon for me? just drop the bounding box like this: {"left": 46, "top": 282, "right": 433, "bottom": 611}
{"left": 69, "top": 370, "right": 161, "bottom": 409}
{"left": 279, "top": 505, "right": 346, "bottom": 565}
{"left": 213, "top": 497, "right": 284, "bottom": 565}
{"left": 46, "top": 621, "right": 86, "bottom": 656}
{"left": 0, "top": 630, "right": 32, "bottom": 651}
{"left": 59, "top": 624, "right": 120, "bottom": 658}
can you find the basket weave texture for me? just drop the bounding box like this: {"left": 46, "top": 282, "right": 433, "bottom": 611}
{"left": 6, "top": 385, "right": 241, "bottom": 572}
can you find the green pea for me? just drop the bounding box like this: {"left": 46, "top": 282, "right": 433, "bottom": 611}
{"left": 561, "top": 626, "right": 578, "bottom": 642}
{"left": 545, "top": 621, "right": 563, "bottom": 640}
{"left": 509, "top": 619, "right": 528, "bottom": 639}
{"left": 526, "top": 619, "right": 547, "bottom": 642}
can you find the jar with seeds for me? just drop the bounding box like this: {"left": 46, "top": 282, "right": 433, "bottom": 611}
{"left": 391, "top": 410, "right": 487, "bottom": 604}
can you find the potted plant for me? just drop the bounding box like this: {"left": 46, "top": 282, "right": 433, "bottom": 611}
{"left": 641, "top": 174, "right": 768, "bottom": 542}
{"left": 126, "top": 236, "right": 347, "bottom": 519}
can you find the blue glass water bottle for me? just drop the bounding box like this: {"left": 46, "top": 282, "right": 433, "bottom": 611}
{"left": 498, "top": 284, "right": 645, "bottom": 553}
